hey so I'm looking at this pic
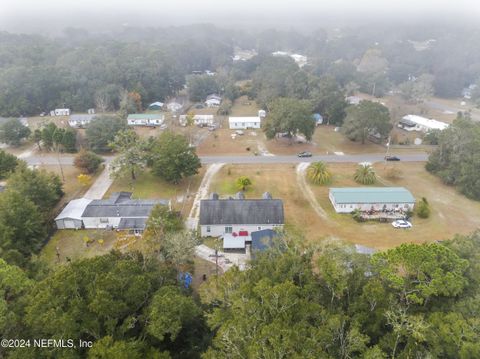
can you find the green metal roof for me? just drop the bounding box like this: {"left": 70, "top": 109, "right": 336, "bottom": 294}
{"left": 330, "top": 187, "right": 415, "bottom": 204}
{"left": 127, "top": 113, "right": 164, "bottom": 119}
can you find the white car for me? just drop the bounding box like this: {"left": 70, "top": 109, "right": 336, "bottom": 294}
{"left": 392, "top": 220, "right": 412, "bottom": 229}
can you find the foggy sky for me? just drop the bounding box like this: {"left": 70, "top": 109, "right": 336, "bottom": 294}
{"left": 1, "top": 0, "right": 480, "bottom": 34}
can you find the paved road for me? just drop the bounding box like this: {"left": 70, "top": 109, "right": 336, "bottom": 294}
{"left": 24, "top": 153, "right": 429, "bottom": 166}
{"left": 199, "top": 153, "right": 429, "bottom": 164}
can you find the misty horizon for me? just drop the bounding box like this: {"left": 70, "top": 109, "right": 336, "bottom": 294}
{"left": 1, "top": 0, "right": 480, "bottom": 35}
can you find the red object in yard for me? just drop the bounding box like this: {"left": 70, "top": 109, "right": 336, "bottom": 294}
{"left": 239, "top": 231, "right": 249, "bottom": 236}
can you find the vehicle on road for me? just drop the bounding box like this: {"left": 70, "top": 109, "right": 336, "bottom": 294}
{"left": 297, "top": 151, "right": 312, "bottom": 157}
{"left": 385, "top": 155, "right": 401, "bottom": 161}
{"left": 392, "top": 220, "right": 412, "bottom": 229}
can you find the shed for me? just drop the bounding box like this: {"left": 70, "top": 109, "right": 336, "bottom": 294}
{"left": 251, "top": 229, "right": 277, "bottom": 253}
{"left": 55, "top": 198, "right": 92, "bottom": 229}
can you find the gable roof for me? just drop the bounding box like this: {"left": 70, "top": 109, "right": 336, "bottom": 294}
{"left": 127, "top": 114, "right": 164, "bottom": 120}
{"left": 228, "top": 117, "right": 261, "bottom": 124}
{"left": 82, "top": 192, "right": 168, "bottom": 218}
{"left": 329, "top": 187, "right": 415, "bottom": 204}
{"left": 199, "top": 199, "right": 284, "bottom": 225}
{"left": 55, "top": 198, "right": 92, "bottom": 221}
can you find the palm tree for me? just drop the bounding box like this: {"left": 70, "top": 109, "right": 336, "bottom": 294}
{"left": 236, "top": 176, "right": 252, "bottom": 191}
{"left": 307, "top": 161, "right": 332, "bottom": 185}
{"left": 354, "top": 163, "right": 376, "bottom": 185}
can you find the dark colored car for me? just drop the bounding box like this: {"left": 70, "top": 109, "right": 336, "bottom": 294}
{"left": 385, "top": 156, "right": 400, "bottom": 161}
{"left": 297, "top": 151, "right": 312, "bottom": 157}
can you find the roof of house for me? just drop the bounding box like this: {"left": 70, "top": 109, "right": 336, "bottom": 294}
{"left": 206, "top": 94, "right": 222, "bottom": 101}
{"left": 69, "top": 114, "right": 95, "bottom": 122}
{"left": 228, "top": 116, "right": 261, "bottom": 123}
{"left": 118, "top": 217, "right": 148, "bottom": 230}
{"left": 82, "top": 192, "right": 168, "bottom": 218}
{"left": 179, "top": 114, "right": 214, "bottom": 121}
{"left": 199, "top": 198, "right": 284, "bottom": 225}
{"left": 223, "top": 234, "right": 246, "bottom": 249}
{"left": 127, "top": 114, "right": 165, "bottom": 120}
{"left": 402, "top": 115, "right": 449, "bottom": 130}
{"left": 329, "top": 187, "right": 415, "bottom": 204}
{"left": 149, "top": 101, "right": 164, "bottom": 107}
{"left": 55, "top": 198, "right": 92, "bottom": 221}
{"left": 251, "top": 229, "right": 277, "bottom": 252}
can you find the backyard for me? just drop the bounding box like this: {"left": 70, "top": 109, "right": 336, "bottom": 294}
{"left": 208, "top": 162, "right": 480, "bottom": 249}
{"left": 106, "top": 168, "right": 206, "bottom": 216}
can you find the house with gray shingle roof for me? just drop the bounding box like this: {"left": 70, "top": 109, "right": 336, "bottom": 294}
{"left": 55, "top": 192, "right": 169, "bottom": 233}
{"left": 199, "top": 193, "right": 284, "bottom": 237}
{"left": 329, "top": 187, "right": 415, "bottom": 213}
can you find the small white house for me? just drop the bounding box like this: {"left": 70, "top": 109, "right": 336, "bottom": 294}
{"left": 127, "top": 114, "right": 164, "bottom": 127}
{"left": 205, "top": 94, "right": 222, "bottom": 108}
{"left": 51, "top": 108, "right": 71, "bottom": 116}
{"left": 329, "top": 187, "right": 415, "bottom": 214}
{"left": 199, "top": 192, "right": 284, "bottom": 237}
{"left": 228, "top": 116, "right": 261, "bottom": 129}
{"left": 87, "top": 108, "right": 96, "bottom": 115}
{"left": 179, "top": 114, "right": 215, "bottom": 127}
{"left": 68, "top": 114, "right": 96, "bottom": 128}
{"left": 399, "top": 115, "right": 449, "bottom": 132}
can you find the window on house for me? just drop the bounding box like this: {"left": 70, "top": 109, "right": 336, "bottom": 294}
{"left": 257, "top": 226, "right": 262, "bottom": 230}
{"left": 100, "top": 218, "right": 109, "bottom": 223}
{"left": 225, "top": 226, "right": 233, "bottom": 233}
{"left": 206, "top": 226, "right": 211, "bottom": 233}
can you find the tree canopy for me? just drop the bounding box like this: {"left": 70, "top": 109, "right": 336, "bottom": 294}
{"left": 342, "top": 100, "right": 392, "bottom": 144}
{"left": 263, "top": 98, "right": 315, "bottom": 141}
{"left": 426, "top": 116, "right": 480, "bottom": 200}
{"left": 150, "top": 132, "right": 201, "bottom": 184}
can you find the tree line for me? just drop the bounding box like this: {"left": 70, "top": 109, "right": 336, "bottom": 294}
{"left": 1, "top": 228, "right": 479, "bottom": 358}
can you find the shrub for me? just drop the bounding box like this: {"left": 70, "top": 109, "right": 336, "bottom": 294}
{"left": 74, "top": 150, "right": 104, "bottom": 174}
{"left": 416, "top": 197, "right": 431, "bottom": 218}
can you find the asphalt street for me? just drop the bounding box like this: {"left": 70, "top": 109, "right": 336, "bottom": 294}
{"left": 25, "top": 153, "right": 429, "bottom": 166}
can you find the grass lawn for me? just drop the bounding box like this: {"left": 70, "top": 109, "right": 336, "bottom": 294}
{"left": 264, "top": 125, "right": 386, "bottom": 155}
{"left": 209, "top": 163, "right": 480, "bottom": 250}
{"left": 41, "top": 164, "right": 100, "bottom": 210}
{"left": 196, "top": 128, "right": 261, "bottom": 156}
{"left": 106, "top": 168, "right": 206, "bottom": 216}
{"left": 230, "top": 95, "right": 260, "bottom": 116}
{"left": 41, "top": 229, "right": 117, "bottom": 266}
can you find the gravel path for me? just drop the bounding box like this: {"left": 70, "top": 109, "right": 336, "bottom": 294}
{"left": 186, "top": 163, "right": 225, "bottom": 230}
{"left": 296, "top": 162, "right": 328, "bottom": 220}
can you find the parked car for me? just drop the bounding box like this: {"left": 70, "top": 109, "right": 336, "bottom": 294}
{"left": 392, "top": 220, "right": 412, "bottom": 229}
{"left": 385, "top": 155, "right": 401, "bottom": 161}
{"left": 297, "top": 151, "right": 312, "bottom": 158}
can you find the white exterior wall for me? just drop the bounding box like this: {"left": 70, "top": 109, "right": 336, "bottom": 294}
{"left": 229, "top": 120, "right": 261, "bottom": 129}
{"left": 205, "top": 99, "right": 221, "bottom": 107}
{"left": 82, "top": 217, "right": 122, "bottom": 229}
{"left": 54, "top": 109, "right": 71, "bottom": 116}
{"left": 200, "top": 224, "right": 283, "bottom": 237}
{"left": 127, "top": 118, "right": 163, "bottom": 126}
{"left": 329, "top": 193, "right": 415, "bottom": 213}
